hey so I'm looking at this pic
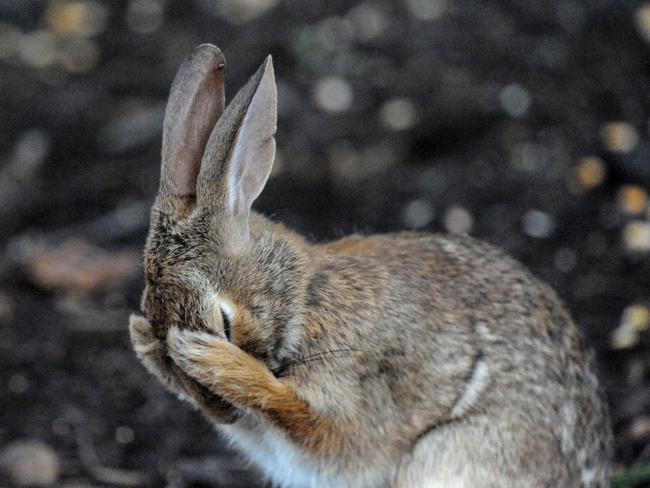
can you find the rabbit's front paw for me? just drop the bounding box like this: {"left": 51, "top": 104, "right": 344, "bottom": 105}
{"left": 130, "top": 314, "right": 160, "bottom": 354}
{"left": 166, "top": 326, "right": 345, "bottom": 451}
{"left": 129, "top": 314, "right": 181, "bottom": 392}
{"left": 130, "top": 317, "right": 236, "bottom": 422}
{"left": 167, "top": 326, "right": 277, "bottom": 405}
{"left": 129, "top": 315, "right": 171, "bottom": 376}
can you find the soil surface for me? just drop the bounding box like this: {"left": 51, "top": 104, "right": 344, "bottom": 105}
{"left": 1, "top": 0, "right": 650, "bottom": 486}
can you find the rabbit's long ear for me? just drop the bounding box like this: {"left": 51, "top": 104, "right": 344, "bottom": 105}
{"left": 159, "top": 44, "right": 225, "bottom": 210}
{"left": 197, "top": 56, "right": 276, "bottom": 232}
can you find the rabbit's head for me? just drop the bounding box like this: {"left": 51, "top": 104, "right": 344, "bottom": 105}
{"left": 140, "top": 45, "right": 306, "bottom": 369}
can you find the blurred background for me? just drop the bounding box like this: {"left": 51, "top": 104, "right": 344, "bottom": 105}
{"left": 0, "top": 0, "right": 649, "bottom": 486}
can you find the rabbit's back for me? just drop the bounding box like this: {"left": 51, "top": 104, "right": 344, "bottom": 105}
{"left": 294, "top": 231, "right": 612, "bottom": 486}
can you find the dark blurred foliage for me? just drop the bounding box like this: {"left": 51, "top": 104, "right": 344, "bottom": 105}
{"left": 0, "top": 0, "right": 650, "bottom": 486}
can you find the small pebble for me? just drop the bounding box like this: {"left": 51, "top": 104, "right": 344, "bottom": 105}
{"left": 59, "top": 38, "right": 99, "bottom": 73}
{"left": 611, "top": 304, "right": 650, "bottom": 350}
{"left": 313, "top": 77, "right": 353, "bottom": 113}
{"left": 635, "top": 4, "right": 650, "bottom": 43}
{"left": 380, "top": 98, "right": 418, "bottom": 131}
{"left": 405, "top": 0, "right": 446, "bottom": 20}
{"left": 97, "top": 102, "right": 165, "bottom": 154}
{"left": 556, "top": 1, "right": 586, "bottom": 33}
{"left": 328, "top": 141, "right": 360, "bottom": 182}
{"left": 23, "top": 238, "right": 141, "bottom": 294}
{"left": 627, "top": 358, "right": 646, "bottom": 386}
{"left": 499, "top": 83, "right": 531, "bottom": 118}
{"left": 553, "top": 247, "right": 577, "bottom": 273}
{"left": 601, "top": 122, "right": 639, "bottom": 153}
{"left": 444, "top": 206, "right": 473, "bottom": 234}
{"left": 620, "top": 304, "right": 650, "bottom": 332}
{"left": 51, "top": 418, "right": 70, "bottom": 436}
{"left": 347, "top": 2, "right": 387, "bottom": 42}
{"left": 8, "top": 373, "right": 29, "bottom": 394}
{"left": 316, "top": 16, "right": 353, "bottom": 49}
{"left": 617, "top": 184, "right": 648, "bottom": 215}
{"left": 44, "top": 1, "right": 109, "bottom": 38}
{"left": 570, "top": 156, "right": 606, "bottom": 192}
{"left": 216, "top": 0, "right": 279, "bottom": 25}
{"left": 115, "top": 426, "right": 135, "bottom": 444}
{"left": 610, "top": 324, "right": 638, "bottom": 350}
{"left": 126, "top": 0, "right": 165, "bottom": 34}
{"left": 622, "top": 220, "right": 650, "bottom": 252}
{"left": 522, "top": 209, "right": 555, "bottom": 238}
{"left": 328, "top": 141, "right": 395, "bottom": 184}
{"left": 0, "top": 439, "right": 60, "bottom": 487}
{"left": 17, "top": 30, "right": 58, "bottom": 68}
{"left": 0, "top": 292, "right": 15, "bottom": 321}
{"left": 629, "top": 416, "right": 650, "bottom": 439}
{"left": 13, "top": 129, "right": 51, "bottom": 172}
{"left": 402, "top": 199, "right": 434, "bottom": 229}
{"left": 0, "top": 22, "right": 21, "bottom": 59}
{"left": 511, "top": 142, "right": 545, "bottom": 173}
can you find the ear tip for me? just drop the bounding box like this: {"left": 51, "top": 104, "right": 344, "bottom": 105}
{"left": 190, "top": 43, "right": 226, "bottom": 70}
{"left": 261, "top": 54, "right": 275, "bottom": 81}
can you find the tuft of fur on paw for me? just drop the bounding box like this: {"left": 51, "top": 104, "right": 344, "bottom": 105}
{"left": 129, "top": 315, "right": 195, "bottom": 404}
{"left": 129, "top": 314, "right": 160, "bottom": 356}
{"left": 167, "top": 326, "right": 279, "bottom": 402}
{"left": 167, "top": 327, "right": 223, "bottom": 384}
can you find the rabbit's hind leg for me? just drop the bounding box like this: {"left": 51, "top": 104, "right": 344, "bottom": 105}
{"left": 392, "top": 420, "right": 524, "bottom": 488}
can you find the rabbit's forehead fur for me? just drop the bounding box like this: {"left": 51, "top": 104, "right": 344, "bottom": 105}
{"left": 141, "top": 206, "right": 307, "bottom": 362}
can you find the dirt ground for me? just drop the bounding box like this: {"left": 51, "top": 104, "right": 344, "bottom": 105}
{"left": 1, "top": 0, "right": 649, "bottom": 486}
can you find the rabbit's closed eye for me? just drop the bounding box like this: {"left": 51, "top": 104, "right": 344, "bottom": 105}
{"left": 220, "top": 305, "right": 232, "bottom": 341}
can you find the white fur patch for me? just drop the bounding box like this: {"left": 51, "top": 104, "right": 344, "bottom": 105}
{"left": 559, "top": 402, "right": 577, "bottom": 453}
{"left": 183, "top": 268, "right": 212, "bottom": 294}
{"left": 581, "top": 467, "right": 595, "bottom": 486}
{"left": 439, "top": 240, "right": 459, "bottom": 254}
{"left": 219, "top": 422, "right": 335, "bottom": 488}
{"left": 475, "top": 323, "right": 498, "bottom": 342}
{"left": 451, "top": 358, "right": 490, "bottom": 418}
{"left": 201, "top": 289, "right": 236, "bottom": 340}
{"left": 219, "top": 421, "right": 388, "bottom": 488}
{"left": 201, "top": 289, "right": 222, "bottom": 332}
{"left": 183, "top": 272, "right": 236, "bottom": 340}
{"left": 219, "top": 299, "right": 235, "bottom": 324}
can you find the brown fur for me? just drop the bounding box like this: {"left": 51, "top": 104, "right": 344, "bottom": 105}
{"left": 129, "top": 45, "right": 612, "bottom": 488}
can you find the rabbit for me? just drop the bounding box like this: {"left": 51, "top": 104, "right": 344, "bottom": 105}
{"left": 129, "top": 43, "right": 613, "bottom": 488}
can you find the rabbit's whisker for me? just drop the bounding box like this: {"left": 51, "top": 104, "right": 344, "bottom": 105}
{"left": 274, "top": 348, "right": 372, "bottom": 375}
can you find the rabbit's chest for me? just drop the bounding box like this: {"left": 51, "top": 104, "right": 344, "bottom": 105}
{"left": 219, "top": 421, "right": 385, "bottom": 488}
{"left": 219, "top": 422, "right": 332, "bottom": 487}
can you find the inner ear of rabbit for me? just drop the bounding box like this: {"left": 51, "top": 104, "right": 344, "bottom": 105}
{"left": 195, "top": 56, "right": 277, "bottom": 254}
{"left": 159, "top": 44, "right": 226, "bottom": 219}
{"left": 158, "top": 49, "right": 277, "bottom": 258}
